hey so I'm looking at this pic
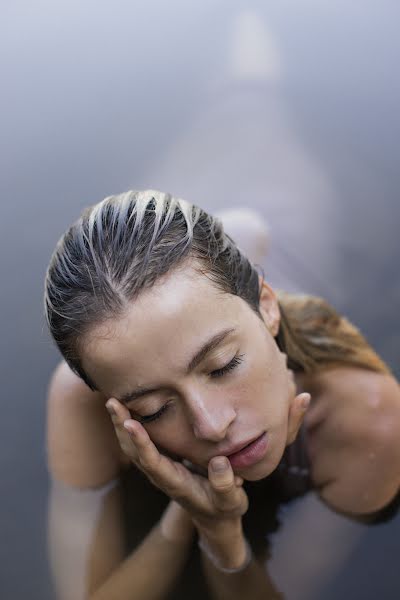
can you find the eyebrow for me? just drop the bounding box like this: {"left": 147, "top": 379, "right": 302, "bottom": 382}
{"left": 118, "top": 327, "right": 236, "bottom": 406}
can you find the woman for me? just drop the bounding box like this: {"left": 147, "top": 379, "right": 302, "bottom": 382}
{"left": 45, "top": 189, "right": 400, "bottom": 600}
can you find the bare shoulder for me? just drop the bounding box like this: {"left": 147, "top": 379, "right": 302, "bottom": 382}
{"left": 46, "top": 360, "right": 128, "bottom": 488}
{"left": 302, "top": 365, "right": 400, "bottom": 515}
{"left": 304, "top": 365, "right": 400, "bottom": 434}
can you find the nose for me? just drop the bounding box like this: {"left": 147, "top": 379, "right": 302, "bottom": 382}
{"left": 186, "top": 391, "right": 236, "bottom": 442}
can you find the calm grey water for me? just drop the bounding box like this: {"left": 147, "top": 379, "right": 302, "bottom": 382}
{"left": 1, "top": 2, "right": 399, "bottom": 598}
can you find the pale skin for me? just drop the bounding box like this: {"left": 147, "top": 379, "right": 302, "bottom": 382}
{"left": 47, "top": 262, "right": 400, "bottom": 599}
{"left": 82, "top": 266, "right": 308, "bottom": 483}
{"left": 79, "top": 264, "right": 312, "bottom": 599}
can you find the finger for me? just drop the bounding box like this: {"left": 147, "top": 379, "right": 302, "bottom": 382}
{"left": 107, "top": 401, "right": 210, "bottom": 510}
{"left": 105, "top": 398, "right": 140, "bottom": 461}
{"left": 182, "top": 459, "right": 208, "bottom": 478}
{"left": 107, "top": 401, "right": 210, "bottom": 511}
{"left": 208, "top": 457, "right": 241, "bottom": 511}
{"left": 123, "top": 418, "right": 164, "bottom": 473}
{"left": 105, "top": 397, "right": 132, "bottom": 428}
{"left": 287, "top": 392, "right": 311, "bottom": 445}
{"left": 123, "top": 418, "right": 207, "bottom": 505}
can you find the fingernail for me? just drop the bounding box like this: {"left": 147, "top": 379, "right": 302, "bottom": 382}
{"left": 301, "top": 393, "right": 311, "bottom": 410}
{"left": 123, "top": 420, "right": 136, "bottom": 434}
{"left": 211, "top": 457, "right": 229, "bottom": 472}
{"left": 105, "top": 401, "right": 116, "bottom": 415}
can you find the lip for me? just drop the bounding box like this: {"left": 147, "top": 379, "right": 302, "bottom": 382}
{"left": 224, "top": 432, "right": 268, "bottom": 469}
{"left": 220, "top": 433, "right": 264, "bottom": 457}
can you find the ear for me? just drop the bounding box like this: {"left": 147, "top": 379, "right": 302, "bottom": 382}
{"left": 258, "top": 275, "right": 280, "bottom": 337}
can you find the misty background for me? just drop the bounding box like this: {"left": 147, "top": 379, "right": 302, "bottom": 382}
{"left": 1, "top": 1, "right": 399, "bottom": 598}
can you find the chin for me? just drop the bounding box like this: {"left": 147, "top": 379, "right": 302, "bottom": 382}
{"left": 239, "top": 461, "right": 276, "bottom": 482}
{"left": 237, "top": 443, "right": 286, "bottom": 482}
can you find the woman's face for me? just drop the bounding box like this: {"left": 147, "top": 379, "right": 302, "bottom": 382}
{"left": 81, "top": 263, "right": 295, "bottom": 481}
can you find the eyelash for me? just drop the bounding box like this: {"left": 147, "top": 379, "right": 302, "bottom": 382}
{"left": 137, "top": 353, "right": 245, "bottom": 425}
{"left": 209, "top": 353, "right": 244, "bottom": 378}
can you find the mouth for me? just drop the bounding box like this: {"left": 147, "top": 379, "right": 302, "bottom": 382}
{"left": 224, "top": 432, "right": 268, "bottom": 469}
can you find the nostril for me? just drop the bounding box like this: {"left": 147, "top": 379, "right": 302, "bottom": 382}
{"left": 189, "top": 399, "right": 236, "bottom": 442}
{"left": 193, "top": 421, "right": 230, "bottom": 443}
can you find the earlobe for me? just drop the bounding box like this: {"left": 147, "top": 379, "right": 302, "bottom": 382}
{"left": 258, "top": 275, "right": 280, "bottom": 337}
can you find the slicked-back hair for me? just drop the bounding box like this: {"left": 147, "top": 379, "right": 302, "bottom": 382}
{"left": 44, "top": 189, "right": 391, "bottom": 392}
{"left": 44, "top": 190, "right": 263, "bottom": 389}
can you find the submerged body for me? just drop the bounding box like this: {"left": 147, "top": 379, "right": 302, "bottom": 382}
{"left": 47, "top": 288, "right": 400, "bottom": 599}
{"left": 45, "top": 190, "right": 400, "bottom": 599}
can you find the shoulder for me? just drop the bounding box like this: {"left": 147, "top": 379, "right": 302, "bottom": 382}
{"left": 304, "top": 365, "right": 400, "bottom": 516}
{"left": 46, "top": 360, "right": 127, "bottom": 488}
{"left": 307, "top": 366, "right": 400, "bottom": 436}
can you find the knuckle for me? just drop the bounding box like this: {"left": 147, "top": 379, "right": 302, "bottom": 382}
{"left": 210, "top": 471, "right": 236, "bottom": 493}
{"left": 213, "top": 494, "right": 236, "bottom": 512}
{"left": 120, "top": 442, "right": 131, "bottom": 456}
{"left": 213, "top": 479, "right": 235, "bottom": 493}
{"left": 138, "top": 449, "right": 161, "bottom": 473}
{"left": 164, "top": 485, "right": 184, "bottom": 501}
{"left": 138, "top": 456, "right": 153, "bottom": 470}
{"left": 215, "top": 490, "right": 248, "bottom": 515}
{"left": 118, "top": 435, "right": 133, "bottom": 452}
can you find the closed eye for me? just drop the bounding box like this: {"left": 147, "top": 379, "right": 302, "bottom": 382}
{"left": 210, "top": 353, "right": 244, "bottom": 378}
{"left": 136, "top": 353, "right": 245, "bottom": 425}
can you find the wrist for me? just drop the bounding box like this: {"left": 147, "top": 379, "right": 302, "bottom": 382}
{"left": 193, "top": 515, "right": 243, "bottom": 541}
{"left": 159, "top": 501, "right": 195, "bottom": 545}
{"left": 198, "top": 531, "right": 251, "bottom": 572}
{"left": 196, "top": 519, "right": 248, "bottom": 571}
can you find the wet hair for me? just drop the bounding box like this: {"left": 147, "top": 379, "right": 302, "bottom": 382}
{"left": 44, "top": 189, "right": 390, "bottom": 391}
{"left": 44, "top": 190, "right": 266, "bottom": 389}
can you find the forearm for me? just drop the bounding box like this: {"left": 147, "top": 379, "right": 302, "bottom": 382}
{"left": 197, "top": 522, "right": 283, "bottom": 600}
{"left": 90, "top": 502, "right": 195, "bottom": 600}
{"left": 201, "top": 551, "right": 283, "bottom": 600}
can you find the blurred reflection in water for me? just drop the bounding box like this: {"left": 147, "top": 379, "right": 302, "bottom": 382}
{"left": 43, "top": 7, "right": 400, "bottom": 600}
{"left": 148, "top": 9, "right": 342, "bottom": 303}
{"left": 2, "top": 2, "right": 398, "bottom": 599}
{"left": 48, "top": 478, "right": 119, "bottom": 600}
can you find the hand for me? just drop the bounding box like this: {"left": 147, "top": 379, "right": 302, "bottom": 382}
{"left": 279, "top": 353, "right": 312, "bottom": 446}
{"left": 286, "top": 384, "right": 311, "bottom": 445}
{"left": 105, "top": 398, "right": 248, "bottom": 531}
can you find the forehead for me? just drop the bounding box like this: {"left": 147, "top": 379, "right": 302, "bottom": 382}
{"left": 81, "top": 265, "right": 248, "bottom": 384}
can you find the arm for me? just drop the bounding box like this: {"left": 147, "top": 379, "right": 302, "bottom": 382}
{"left": 195, "top": 505, "right": 283, "bottom": 600}
{"left": 101, "top": 383, "right": 311, "bottom": 600}
{"left": 110, "top": 403, "right": 283, "bottom": 600}
{"left": 47, "top": 361, "right": 194, "bottom": 600}
{"left": 48, "top": 476, "right": 194, "bottom": 600}
{"left": 88, "top": 499, "right": 195, "bottom": 600}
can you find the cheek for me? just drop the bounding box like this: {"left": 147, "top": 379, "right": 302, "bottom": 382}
{"left": 148, "top": 419, "right": 195, "bottom": 460}
{"left": 239, "top": 346, "right": 290, "bottom": 417}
